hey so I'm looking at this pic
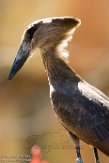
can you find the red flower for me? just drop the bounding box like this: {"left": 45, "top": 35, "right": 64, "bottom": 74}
{"left": 30, "top": 146, "right": 48, "bottom": 163}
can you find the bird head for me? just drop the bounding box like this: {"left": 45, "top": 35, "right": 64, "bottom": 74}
{"left": 8, "top": 17, "right": 81, "bottom": 80}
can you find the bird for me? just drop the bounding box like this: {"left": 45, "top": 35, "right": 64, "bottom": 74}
{"left": 8, "top": 17, "right": 109, "bottom": 163}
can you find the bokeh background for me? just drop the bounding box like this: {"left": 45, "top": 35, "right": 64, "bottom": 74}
{"left": 0, "top": 0, "right": 109, "bottom": 162}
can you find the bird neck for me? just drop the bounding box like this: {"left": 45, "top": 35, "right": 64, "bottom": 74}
{"left": 41, "top": 50, "right": 80, "bottom": 87}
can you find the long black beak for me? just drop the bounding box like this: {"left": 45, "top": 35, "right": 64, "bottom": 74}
{"left": 8, "top": 41, "right": 31, "bottom": 80}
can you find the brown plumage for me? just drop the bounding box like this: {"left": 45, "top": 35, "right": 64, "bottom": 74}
{"left": 8, "top": 17, "right": 109, "bottom": 163}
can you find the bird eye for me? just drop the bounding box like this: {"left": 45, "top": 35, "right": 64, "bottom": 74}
{"left": 26, "top": 23, "right": 41, "bottom": 39}
{"left": 27, "top": 27, "right": 36, "bottom": 36}
{"left": 27, "top": 26, "right": 37, "bottom": 39}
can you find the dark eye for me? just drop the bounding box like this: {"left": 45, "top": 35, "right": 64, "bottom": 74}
{"left": 27, "top": 26, "right": 36, "bottom": 36}
{"left": 26, "top": 22, "right": 41, "bottom": 39}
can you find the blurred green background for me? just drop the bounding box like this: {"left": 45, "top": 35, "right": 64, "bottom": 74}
{"left": 0, "top": 0, "right": 109, "bottom": 162}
